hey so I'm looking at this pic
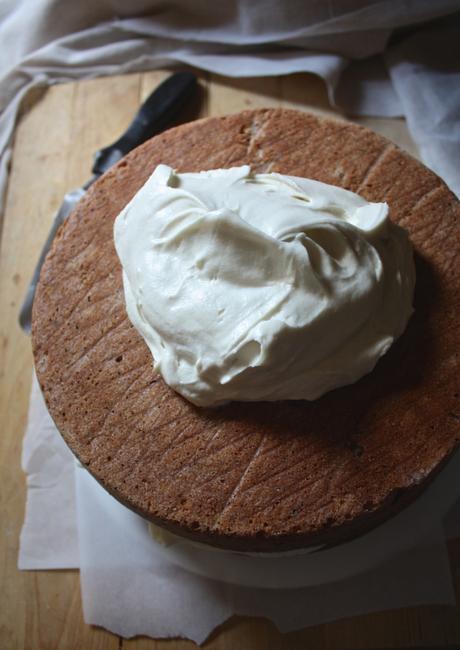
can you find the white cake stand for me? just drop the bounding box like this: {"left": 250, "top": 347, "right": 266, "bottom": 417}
{"left": 144, "top": 448, "right": 460, "bottom": 589}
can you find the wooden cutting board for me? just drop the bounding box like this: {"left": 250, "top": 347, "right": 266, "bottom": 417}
{"left": 0, "top": 68, "right": 459, "bottom": 650}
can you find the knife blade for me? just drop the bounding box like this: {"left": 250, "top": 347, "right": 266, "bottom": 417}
{"left": 19, "top": 71, "right": 197, "bottom": 334}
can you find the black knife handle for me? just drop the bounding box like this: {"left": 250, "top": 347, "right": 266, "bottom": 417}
{"left": 92, "top": 71, "right": 197, "bottom": 176}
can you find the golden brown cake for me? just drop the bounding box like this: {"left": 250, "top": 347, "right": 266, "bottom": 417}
{"left": 32, "top": 109, "right": 460, "bottom": 551}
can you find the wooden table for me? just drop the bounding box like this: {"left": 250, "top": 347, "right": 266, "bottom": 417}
{"left": 1, "top": 69, "right": 459, "bottom": 650}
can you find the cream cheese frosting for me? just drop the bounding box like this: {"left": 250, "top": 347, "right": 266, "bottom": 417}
{"left": 114, "top": 164, "right": 415, "bottom": 406}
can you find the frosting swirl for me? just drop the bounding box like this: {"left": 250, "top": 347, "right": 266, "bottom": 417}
{"left": 114, "top": 165, "right": 415, "bottom": 406}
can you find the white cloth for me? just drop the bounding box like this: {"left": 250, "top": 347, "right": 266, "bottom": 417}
{"left": 18, "top": 374, "right": 460, "bottom": 644}
{"left": 1, "top": 0, "right": 460, "bottom": 216}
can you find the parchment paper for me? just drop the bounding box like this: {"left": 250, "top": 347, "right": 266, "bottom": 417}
{"left": 19, "top": 374, "right": 460, "bottom": 644}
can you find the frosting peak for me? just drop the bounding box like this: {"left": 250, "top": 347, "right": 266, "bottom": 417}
{"left": 114, "top": 165, "right": 415, "bottom": 406}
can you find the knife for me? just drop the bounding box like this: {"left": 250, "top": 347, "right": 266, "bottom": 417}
{"left": 19, "top": 71, "right": 198, "bottom": 334}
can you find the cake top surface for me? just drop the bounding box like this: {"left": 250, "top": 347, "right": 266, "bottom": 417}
{"left": 32, "top": 108, "right": 460, "bottom": 551}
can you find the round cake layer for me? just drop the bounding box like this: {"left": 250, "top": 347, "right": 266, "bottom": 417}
{"left": 32, "top": 109, "right": 460, "bottom": 551}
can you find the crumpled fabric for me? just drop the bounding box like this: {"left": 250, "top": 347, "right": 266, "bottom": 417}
{"left": 0, "top": 1, "right": 459, "bottom": 213}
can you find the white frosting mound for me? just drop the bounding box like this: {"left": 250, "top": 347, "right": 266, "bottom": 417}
{"left": 114, "top": 164, "right": 415, "bottom": 406}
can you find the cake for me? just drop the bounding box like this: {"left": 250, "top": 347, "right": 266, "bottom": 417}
{"left": 32, "top": 109, "right": 460, "bottom": 551}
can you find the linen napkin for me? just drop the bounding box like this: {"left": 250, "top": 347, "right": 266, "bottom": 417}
{"left": 1, "top": 1, "right": 460, "bottom": 216}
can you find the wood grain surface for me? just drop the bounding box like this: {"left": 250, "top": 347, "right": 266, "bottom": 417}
{"left": 0, "top": 68, "right": 459, "bottom": 650}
